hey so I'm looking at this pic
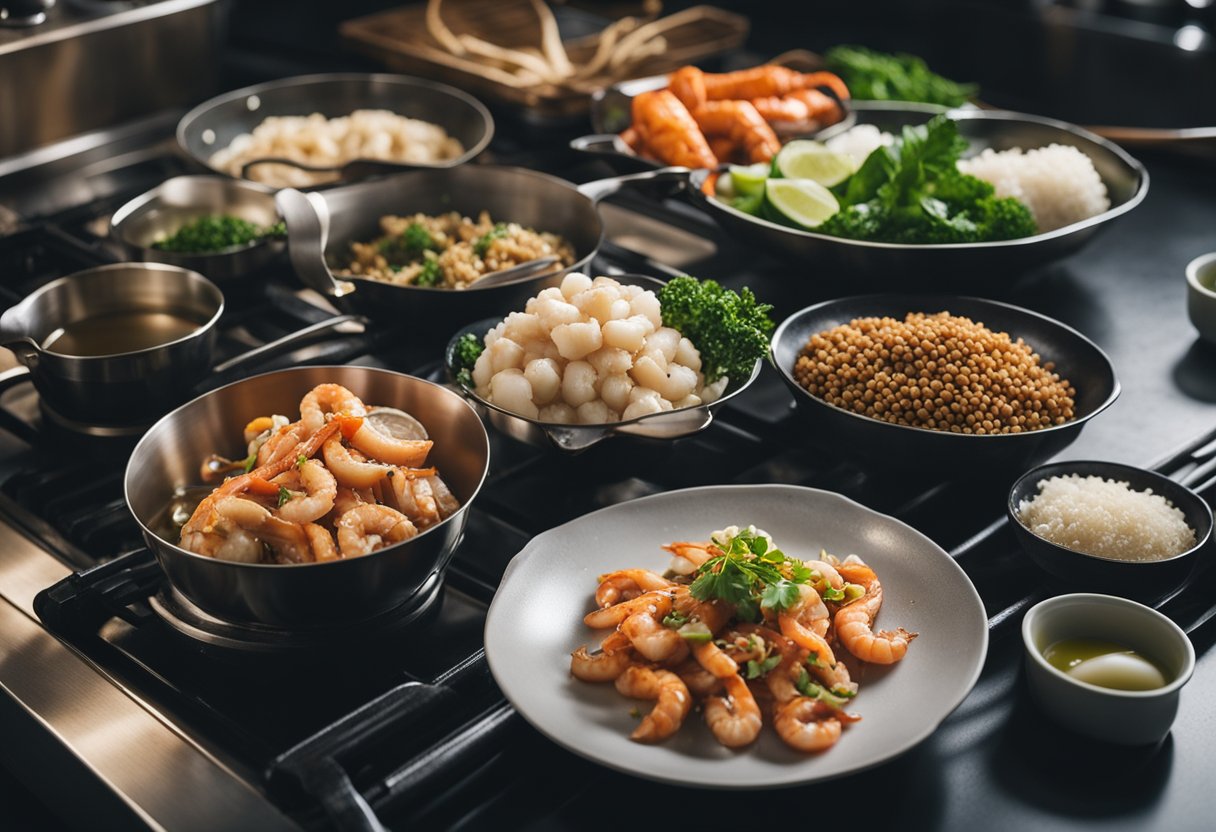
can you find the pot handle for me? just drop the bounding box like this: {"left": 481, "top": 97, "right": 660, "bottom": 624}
{"left": 575, "top": 166, "right": 691, "bottom": 204}
{"left": 275, "top": 188, "right": 356, "bottom": 299}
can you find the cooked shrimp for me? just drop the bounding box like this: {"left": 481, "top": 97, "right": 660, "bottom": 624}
{"left": 629, "top": 89, "right": 718, "bottom": 169}
{"left": 388, "top": 470, "right": 453, "bottom": 530}
{"left": 692, "top": 640, "right": 739, "bottom": 680}
{"left": 749, "top": 95, "right": 812, "bottom": 124}
{"left": 214, "top": 496, "right": 313, "bottom": 564}
{"left": 662, "top": 541, "right": 716, "bottom": 576}
{"left": 835, "top": 558, "right": 917, "bottom": 664}
{"left": 275, "top": 459, "right": 337, "bottom": 524}
{"left": 427, "top": 475, "right": 460, "bottom": 518}
{"left": 595, "top": 569, "right": 673, "bottom": 608}
{"left": 334, "top": 504, "right": 417, "bottom": 557}
{"left": 349, "top": 420, "right": 432, "bottom": 467}
{"left": 332, "top": 486, "right": 371, "bottom": 516}
{"left": 692, "top": 100, "right": 781, "bottom": 164}
{"left": 788, "top": 583, "right": 831, "bottom": 638}
{"left": 614, "top": 665, "right": 692, "bottom": 743}
{"left": 583, "top": 589, "right": 674, "bottom": 630}
{"left": 698, "top": 65, "right": 847, "bottom": 102}
{"left": 304, "top": 522, "right": 339, "bottom": 562}
{"left": 257, "top": 420, "right": 309, "bottom": 467}
{"left": 806, "top": 559, "right": 844, "bottom": 592}
{"left": 704, "top": 673, "right": 763, "bottom": 748}
{"left": 322, "top": 435, "right": 391, "bottom": 489}
{"left": 774, "top": 697, "right": 843, "bottom": 753}
{"left": 788, "top": 87, "right": 843, "bottom": 124}
{"left": 667, "top": 65, "right": 708, "bottom": 110}
{"left": 620, "top": 611, "right": 686, "bottom": 663}
{"left": 778, "top": 612, "right": 837, "bottom": 667}
{"left": 570, "top": 645, "right": 634, "bottom": 682}
{"left": 300, "top": 384, "right": 366, "bottom": 434}
{"left": 670, "top": 585, "right": 732, "bottom": 633}
{"left": 800, "top": 71, "right": 850, "bottom": 102}
{"left": 671, "top": 658, "right": 719, "bottom": 697}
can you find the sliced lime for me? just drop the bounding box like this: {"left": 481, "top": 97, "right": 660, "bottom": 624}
{"left": 729, "top": 163, "right": 769, "bottom": 197}
{"left": 763, "top": 178, "right": 840, "bottom": 229}
{"left": 773, "top": 140, "right": 857, "bottom": 187}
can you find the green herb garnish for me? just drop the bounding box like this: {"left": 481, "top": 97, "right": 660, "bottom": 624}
{"left": 473, "top": 223, "right": 508, "bottom": 257}
{"left": 242, "top": 452, "right": 257, "bottom": 473}
{"left": 745, "top": 655, "right": 782, "bottom": 680}
{"left": 379, "top": 222, "right": 437, "bottom": 266}
{"left": 818, "top": 115, "right": 1037, "bottom": 244}
{"left": 825, "top": 45, "right": 978, "bottom": 108}
{"left": 296, "top": 454, "right": 307, "bottom": 468}
{"left": 152, "top": 215, "right": 282, "bottom": 253}
{"left": 662, "top": 610, "right": 689, "bottom": 629}
{"left": 277, "top": 486, "right": 294, "bottom": 508}
{"left": 821, "top": 585, "right": 846, "bottom": 602}
{"left": 658, "top": 276, "right": 773, "bottom": 384}
{"left": 413, "top": 257, "right": 442, "bottom": 288}
{"left": 452, "top": 331, "right": 485, "bottom": 388}
{"left": 689, "top": 527, "right": 811, "bottom": 621}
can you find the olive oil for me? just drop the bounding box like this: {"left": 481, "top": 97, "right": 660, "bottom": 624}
{"left": 42, "top": 310, "right": 206, "bottom": 356}
{"left": 1044, "top": 638, "right": 1167, "bottom": 691}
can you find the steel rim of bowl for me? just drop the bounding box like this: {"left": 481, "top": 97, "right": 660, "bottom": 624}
{"left": 769, "top": 294, "right": 1121, "bottom": 443}
{"left": 1021, "top": 593, "right": 1197, "bottom": 698}
{"left": 689, "top": 105, "right": 1150, "bottom": 250}
{"left": 24, "top": 262, "right": 225, "bottom": 361}
{"left": 176, "top": 72, "right": 495, "bottom": 178}
{"left": 1007, "top": 459, "right": 1214, "bottom": 568}
{"left": 124, "top": 365, "right": 490, "bottom": 571}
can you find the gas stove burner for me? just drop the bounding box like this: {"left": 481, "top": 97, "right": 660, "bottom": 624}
{"left": 0, "top": 1, "right": 53, "bottom": 27}
{"left": 39, "top": 397, "right": 153, "bottom": 438}
{"left": 148, "top": 572, "right": 446, "bottom": 657}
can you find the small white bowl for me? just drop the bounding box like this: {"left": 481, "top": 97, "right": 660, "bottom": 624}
{"left": 1022, "top": 593, "right": 1195, "bottom": 746}
{"left": 1185, "top": 251, "right": 1216, "bottom": 343}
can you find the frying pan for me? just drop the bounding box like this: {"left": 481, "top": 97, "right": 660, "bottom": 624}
{"left": 177, "top": 73, "right": 494, "bottom": 187}
{"left": 572, "top": 104, "right": 1149, "bottom": 280}
{"left": 124, "top": 366, "right": 490, "bottom": 629}
{"left": 275, "top": 165, "right": 689, "bottom": 333}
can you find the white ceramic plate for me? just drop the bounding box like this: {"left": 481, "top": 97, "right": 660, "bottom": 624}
{"left": 484, "top": 484, "right": 989, "bottom": 789}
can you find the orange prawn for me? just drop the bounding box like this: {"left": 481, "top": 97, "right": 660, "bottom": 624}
{"left": 628, "top": 89, "right": 718, "bottom": 169}
{"left": 692, "top": 100, "right": 781, "bottom": 164}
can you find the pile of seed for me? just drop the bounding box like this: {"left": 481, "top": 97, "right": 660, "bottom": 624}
{"left": 793, "top": 311, "right": 1076, "bottom": 434}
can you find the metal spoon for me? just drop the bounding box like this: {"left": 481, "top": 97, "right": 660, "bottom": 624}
{"left": 471, "top": 256, "right": 561, "bottom": 290}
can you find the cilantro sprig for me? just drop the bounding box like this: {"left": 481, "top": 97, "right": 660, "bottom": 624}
{"left": 689, "top": 527, "right": 813, "bottom": 621}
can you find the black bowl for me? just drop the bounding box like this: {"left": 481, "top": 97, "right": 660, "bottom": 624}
{"left": 769, "top": 294, "right": 1120, "bottom": 471}
{"left": 1008, "top": 460, "right": 1212, "bottom": 601}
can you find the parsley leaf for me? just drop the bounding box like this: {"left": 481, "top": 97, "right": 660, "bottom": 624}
{"left": 760, "top": 579, "right": 800, "bottom": 611}
{"left": 276, "top": 486, "right": 294, "bottom": 508}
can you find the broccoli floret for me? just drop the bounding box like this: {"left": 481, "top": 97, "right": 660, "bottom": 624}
{"left": 413, "top": 257, "right": 442, "bottom": 287}
{"left": 379, "top": 222, "right": 437, "bottom": 265}
{"left": 473, "top": 224, "right": 509, "bottom": 257}
{"left": 818, "top": 202, "right": 888, "bottom": 241}
{"left": 658, "top": 276, "right": 774, "bottom": 384}
{"left": 976, "top": 195, "right": 1038, "bottom": 240}
{"left": 453, "top": 332, "right": 484, "bottom": 388}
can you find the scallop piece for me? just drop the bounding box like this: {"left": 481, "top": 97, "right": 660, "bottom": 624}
{"left": 600, "top": 373, "right": 634, "bottom": 413}
{"left": 502, "top": 312, "right": 547, "bottom": 345}
{"left": 661, "top": 363, "right": 699, "bottom": 402}
{"left": 602, "top": 317, "right": 648, "bottom": 353}
{"left": 575, "top": 286, "right": 624, "bottom": 324}
{"left": 560, "top": 272, "right": 593, "bottom": 300}
{"left": 551, "top": 321, "right": 603, "bottom": 361}
{"left": 488, "top": 336, "right": 526, "bottom": 374}
{"left": 539, "top": 402, "right": 577, "bottom": 424}
{"left": 646, "top": 327, "right": 682, "bottom": 363}
{"left": 534, "top": 297, "right": 583, "bottom": 332}
{"left": 622, "top": 393, "right": 664, "bottom": 420}
{"left": 524, "top": 358, "right": 562, "bottom": 405}
{"left": 630, "top": 291, "right": 663, "bottom": 330}
{"left": 561, "top": 360, "right": 599, "bottom": 407}
{"left": 489, "top": 369, "right": 538, "bottom": 419}
{"left": 586, "top": 346, "right": 633, "bottom": 377}
{"left": 577, "top": 401, "right": 612, "bottom": 424}
{"left": 631, "top": 355, "right": 669, "bottom": 392}
{"left": 674, "top": 337, "right": 702, "bottom": 372}
{"left": 673, "top": 393, "right": 703, "bottom": 409}
{"left": 471, "top": 349, "right": 495, "bottom": 393}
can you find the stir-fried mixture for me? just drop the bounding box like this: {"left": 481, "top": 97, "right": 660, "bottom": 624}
{"left": 179, "top": 384, "right": 459, "bottom": 565}
{"left": 571, "top": 526, "right": 916, "bottom": 752}
{"left": 334, "top": 211, "right": 575, "bottom": 290}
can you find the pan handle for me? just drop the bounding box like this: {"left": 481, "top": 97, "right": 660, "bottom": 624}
{"left": 575, "top": 167, "right": 691, "bottom": 204}
{"left": 276, "top": 188, "right": 356, "bottom": 299}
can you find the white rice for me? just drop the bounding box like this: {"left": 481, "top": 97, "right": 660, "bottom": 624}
{"left": 1016, "top": 475, "right": 1195, "bottom": 561}
{"left": 957, "top": 144, "right": 1109, "bottom": 233}
{"left": 825, "top": 124, "right": 894, "bottom": 167}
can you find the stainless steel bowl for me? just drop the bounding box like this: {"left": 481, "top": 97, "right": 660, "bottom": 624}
{"left": 770, "top": 294, "right": 1120, "bottom": 471}
{"left": 443, "top": 275, "right": 763, "bottom": 452}
{"left": 0, "top": 263, "right": 223, "bottom": 424}
{"left": 124, "top": 366, "right": 490, "bottom": 629}
{"left": 110, "top": 175, "right": 284, "bottom": 282}
{"left": 177, "top": 72, "right": 494, "bottom": 188}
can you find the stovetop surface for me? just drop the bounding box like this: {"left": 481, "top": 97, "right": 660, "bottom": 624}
{"left": 3, "top": 71, "right": 1216, "bottom": 832}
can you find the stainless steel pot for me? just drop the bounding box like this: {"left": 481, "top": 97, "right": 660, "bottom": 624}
{"left": 177, "top": 73, "right": 494, "bottom": 187}
{"left": 0, "top": 263, "right": 223, "bottom": 424}
{"left": 110, "top": 175, "right": 284, "bottom": 282}
{"left": 124, "top": 366, "right": 490, "bottom": 629}
{"left": 275, "top": 165, "right": 689, "bottom": 333}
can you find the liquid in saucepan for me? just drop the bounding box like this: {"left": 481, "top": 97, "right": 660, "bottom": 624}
{"left": 41, "top": 310, "right": 207, "bottom": 356}
{"left": 1043, "top": 638, "right": 1168, "bottom": 691}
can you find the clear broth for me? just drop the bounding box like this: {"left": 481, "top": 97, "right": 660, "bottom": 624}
{"left": 42, "top": 310, "right": 207, "bottom": 356}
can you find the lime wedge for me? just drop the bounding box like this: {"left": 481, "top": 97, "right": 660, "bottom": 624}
{"left": 729, "top": 163, "right": 769, "bottom": 197}
{"left": 773, "top": 140, "right": 857, "bottom": 187}
{"left": 763, "top": 178, "right": 840, "bottom": 229}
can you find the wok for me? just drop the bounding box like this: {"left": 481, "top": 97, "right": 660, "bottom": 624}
{"left": 125, "top": 366, "right": 490, "bottom": 629}
{"left": 275, "top": 165, "right": 689, "bottom": 333}
{"left": 177, "top": 73, "right": 494, "bottom": 187}
{"left": 573, "top": 104, "right": 1149, "bottom": 280}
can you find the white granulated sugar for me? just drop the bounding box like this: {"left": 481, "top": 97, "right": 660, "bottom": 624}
{"left": 1016, "top": 474, "right": 1195, "bottom": 561}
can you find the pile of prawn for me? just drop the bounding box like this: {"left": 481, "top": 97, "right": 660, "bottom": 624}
{"left": 570, "top": 542, "right": 915, "bottom": 753}
{"left": 621, "top": 64, "right": 850, "bottom": 169}
{"left": 179, "top": 383, "right": 458, "bottom": 565}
